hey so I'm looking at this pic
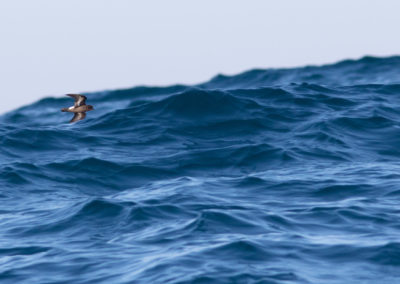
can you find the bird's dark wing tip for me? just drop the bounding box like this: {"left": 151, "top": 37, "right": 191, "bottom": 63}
{"left": 66, "top": 94, "right": 87, "bottom": 98}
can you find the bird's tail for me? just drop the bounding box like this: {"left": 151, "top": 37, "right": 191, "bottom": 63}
{"left": 61, "top": 108, "right": 68, "bottom": 112}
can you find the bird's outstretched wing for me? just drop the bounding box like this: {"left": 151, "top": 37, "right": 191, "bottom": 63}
{"left": 70, "top": 112, "right": 86, "bottom": 123}
{"left": 67, "top": 94, "right": 87, "bottom": 107}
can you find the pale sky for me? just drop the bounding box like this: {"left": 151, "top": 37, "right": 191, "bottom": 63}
{"left": 0, "top": 0, "right": 399, "bottom": 114}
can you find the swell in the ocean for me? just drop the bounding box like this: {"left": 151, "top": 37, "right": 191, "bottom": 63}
{"left": 1, "top": 56, "right": 400, "bottom": 283}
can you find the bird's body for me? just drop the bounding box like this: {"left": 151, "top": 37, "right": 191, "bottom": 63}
{"left": 62, "top": 105, "right": 93, "bottom": 113}
{"left": 61, "top": 94, "right": 94, "bottom": 123}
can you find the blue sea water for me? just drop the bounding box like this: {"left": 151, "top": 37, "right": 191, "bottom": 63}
{"left": 1, "top": 56, "right": 400, "bottom": 283}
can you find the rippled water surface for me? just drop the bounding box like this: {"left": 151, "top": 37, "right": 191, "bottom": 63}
{"left": 1, "top": 56, "right": 400, "bottom": 283}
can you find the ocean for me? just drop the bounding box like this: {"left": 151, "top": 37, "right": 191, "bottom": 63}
{"left": 1, "top": 56, "right": 400, "bottom": 283}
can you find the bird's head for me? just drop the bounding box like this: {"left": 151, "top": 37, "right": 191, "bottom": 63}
{"left": 87, "top": 105, "right": 94, "bottom": 111}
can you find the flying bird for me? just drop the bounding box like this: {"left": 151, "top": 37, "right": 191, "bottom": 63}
{"left": 61, "top": 94, "right": 94, "bottom": 123}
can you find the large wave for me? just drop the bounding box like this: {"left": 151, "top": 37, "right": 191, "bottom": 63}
{"left": 1, "top": 56, "right": 400, "bottom": 283}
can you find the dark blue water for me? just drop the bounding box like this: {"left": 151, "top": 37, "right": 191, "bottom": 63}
{"left": 1, "top": 56, "right": 400, "bottom": 283}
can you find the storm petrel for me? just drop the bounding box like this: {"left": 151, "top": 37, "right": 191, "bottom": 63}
{"left": 61, "top": 94, "right": 94, "bottom": 123}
